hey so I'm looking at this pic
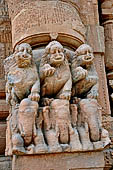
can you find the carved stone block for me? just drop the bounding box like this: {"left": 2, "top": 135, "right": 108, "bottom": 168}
{"left": 4, "top": 41, "right": 110, "bottom": 156}
{"left": 12, "top": 151, "right": 105, "bottom": 170}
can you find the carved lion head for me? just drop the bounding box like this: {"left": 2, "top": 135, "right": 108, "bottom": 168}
{"left": 14, "top": 43, "right": 33, "bottom": 68}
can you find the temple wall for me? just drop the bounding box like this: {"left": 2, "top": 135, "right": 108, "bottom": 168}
{"left": 0, "top": 0, "right": 113, "bottom": 170}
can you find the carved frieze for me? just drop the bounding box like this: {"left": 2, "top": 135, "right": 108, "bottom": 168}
{"left": 6, "top": 0, "right": 85, "bottom": 48}
{"left": 4, "top": 41, "right": 110, "bottom": 156}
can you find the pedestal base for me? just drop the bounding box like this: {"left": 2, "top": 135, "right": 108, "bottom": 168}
{"left": 12, "top": 151, "right": 105, "bottom": 170}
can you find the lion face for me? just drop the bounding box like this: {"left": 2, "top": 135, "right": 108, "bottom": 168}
{"left": 15, "top": 43, "right": 32, "bottom": 68}
{"left": 49, "top": 44, "right": 64, "bottom": 67}
{"left": 76, "top": 44, "right": 94, "bottom": 67}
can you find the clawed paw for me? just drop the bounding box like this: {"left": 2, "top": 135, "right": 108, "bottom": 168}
{"left": 59, "top": 92, "right": 71, "bottom": 100}
{"left": 28, "top": 92, "right": 40, "bottom": 102}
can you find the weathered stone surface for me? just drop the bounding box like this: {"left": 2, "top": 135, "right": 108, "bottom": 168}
{"left": 103, "top": 21, "right": 113, "bottom": 71}
{"left": 94, "top": 53, "right": 111, "bottom": 115}
{"left": 4, "top": 41, "right": 110, "bottom": 156}
{"left": 71, "top": 44, "right": 99, "bottom": 99}
{"left": 101, "top": 0, "right": 113, "bottom": 21}
{"left": 12, "top": 151, "right": 104, "bottom": 170}
{"left": 0, "top": 100, "right": 9, "bottom": 119}
{"left": 0, "top": 1, "right": 112, "bottom": 170}
{"left": 40, "top": 41, "right": 72, "bottom": 100}
{"left": 0, "top": 79, "right": 6, "bottom": 99}
{"left": 6, "top": 0, "right": 85, "bottom": 48}
{"left": 86, "top": 26, "right": 105, "bottom": 53}
{"left": 0, "top": 157, "right": 12, "bottom": 170}
{"left": 0, "top": 122, "right": 6, "bottom": 154}
{"left": 4, "top": 43, "right": 40, "bottom": 106}
{"left": 79, "top": 0, "right": 99, "bottom": 25}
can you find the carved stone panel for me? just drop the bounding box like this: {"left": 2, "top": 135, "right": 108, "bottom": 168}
{"left": 6, "top": 0, "right": 85, "bottom": 48}
{"left": 4, "top": 41, "right": 110, "bottom": 156}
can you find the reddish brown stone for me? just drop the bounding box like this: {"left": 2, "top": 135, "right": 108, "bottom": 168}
{"left": 0, "top": 100, "right": 9, "bottom": 120}
{"left": 0, "top": 1, "right": 113, "bottom": 170}
{"left": 12, "top": 151, "right": 104, "bottom": 170}
{"left": 0, "top": 122, "right": 6, "bottom": 154}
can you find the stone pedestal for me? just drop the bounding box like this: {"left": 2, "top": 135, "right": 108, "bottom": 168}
{"left": 12, "top": 151, "right": 105, "bottom": 170}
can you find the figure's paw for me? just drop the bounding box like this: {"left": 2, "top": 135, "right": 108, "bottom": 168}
{"left": 28, "top": 92, "right": 40, "bottom": 102}
{"left": 6, "top": 94, "right": 12, "bottom": 105}
{"left": 73, "top": 66, "right": 87, "bottom": 82}
{"left": 21, "top": 132, "right": 25, "bottom": 137}
{"left": 86, "top": 76, "right": 98, "bottom": 84}
{"left": 41, "top": 98, "right": 54, "bottom": 106}
{"left": 43, "top": 64, "right": 56, "bottom": 77}
{"left": 59, "top": 91, "right": 71, "bottom": 100}
{"left": 87, "top": 90, "right": 98, "bottom": 99}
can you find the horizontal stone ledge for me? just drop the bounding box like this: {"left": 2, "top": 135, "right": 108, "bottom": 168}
{"left": 12, "top": 151, "right": 105, "bottom": 170}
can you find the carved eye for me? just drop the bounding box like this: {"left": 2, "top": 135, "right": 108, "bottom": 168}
{"left": 50, "top": 49, "right": 56, "bottom": 54}
{"left": 58, "top": 49, "right": 62, "bottom": 53}
{"left": 28, "top": 49, "right": 32, "bottom": 54}
{"left": 19, "top": 47, "right": 24, "bottom": 52}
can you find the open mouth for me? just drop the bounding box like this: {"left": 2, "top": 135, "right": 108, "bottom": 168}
{"left": 83, "top": 55, "right": 93, "bottom": 61}
{"left": 55, "top": 56, "right": 62, "bottom": 60}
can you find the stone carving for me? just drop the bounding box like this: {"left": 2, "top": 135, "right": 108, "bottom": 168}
{"left": 71, "top": 44, "right": 99, "bottom": 99}
{"left": 4, "top": 43, "right": 40, "bottom": 155}
{"left": 4, "top": 41, "right": 110, "bottom": 156}
{"left": 4, "top": 43, "right": 40, "bottom": 106}
{"left": 39, "top": 41, "right": 72, "bottom": 101}
{"left": 71, "top": 44, "right": 102, "bottom": 150}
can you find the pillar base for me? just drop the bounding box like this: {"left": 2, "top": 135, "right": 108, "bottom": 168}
{"left": 12, "top": 151, "right": 105, "bottom": 170}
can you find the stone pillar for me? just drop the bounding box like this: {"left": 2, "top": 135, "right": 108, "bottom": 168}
{"left": 6, "top": 0, "right": 85, "bottom": 49}
{"left": 5, "top": 1, "right": 111, "bottom": 170}
{"left": 0, "top": 0, "right": 12, "bottom": 155}
{"left": 101, "top": 0, "right": 113, "bottom": 100}
{"left": 100, "top": 1, "right": 113, "bottom": 169}
{"left": 101, "top": 0, "right": 113, "bottom": 137}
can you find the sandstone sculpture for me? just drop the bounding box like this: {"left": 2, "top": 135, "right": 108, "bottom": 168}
{"left": 71, "top": 44, "right": 98, "bottom": 99}
{"left": 39, "top": 41, "right": 72, "bottom": 101}
{"left": 4, "top": 41, "right": 110, "bottom": 156}
{"left": 4, "top": 43, "right": 40, "bottom": 106}
{"left": 71, "top": 44, "right": 101, "bottom": 146}
{"left": 4, "top": 43, "right": 40, "bottom": 155}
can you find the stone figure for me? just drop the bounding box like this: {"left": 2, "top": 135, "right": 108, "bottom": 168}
{"left": 4, "top": 43, "right": 40, "bottom": 155}
{"left": 4, "top": 41, "right": 110, "bottom": 156}
{"left": 18, "top": 99, "right": 38, "bottom": 145}
{"left": 71, "top": 44, "right": 98, "bottom": 99}
{"left": 39, "top": 41, "right": 72, "bottom": 102}
{"left": 39, "top": 41, "right": 82, "bottom": 151}
{"left": 71, "top": 44, "right": 106, "bottom": 146}
{"left": 43, "top": 99, "right": 82, "bottom": 152}
{"left": 78, "top": 99, "right": 101, "bottom": 142}
{"left": 4, "top": 43, "right": 40, "bottom": 107}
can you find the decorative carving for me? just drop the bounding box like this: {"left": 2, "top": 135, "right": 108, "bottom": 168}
{"left": 71, "top": 44, "right": 99, "bottom": 99}
{"left": 4, "top": 43, "right": 40, "bottom": 155}
{"left": 4, "top": 41, "right": 110, "bottom": 156}
{"left": 4, "top": 43, "right": 40, "bottom": 106}
{"left": 71, "top": 44, "right": 110, "bottom": 148}
{"left": 39, "top": 41, "right": 72, "bottom": 101}
{"left": 6, "top": 0, "right": 85, "bottom": 48}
